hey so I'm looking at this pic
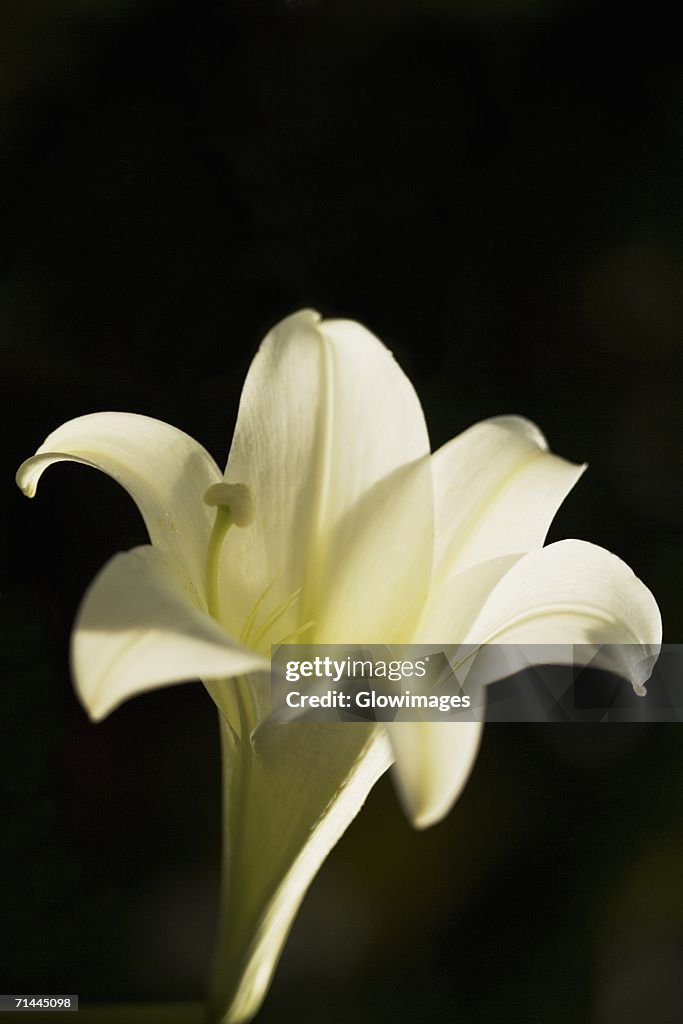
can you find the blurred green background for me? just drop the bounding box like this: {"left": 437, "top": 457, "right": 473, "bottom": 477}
{"left": 1, "top": 1, "right": 682, "bottom": 1021}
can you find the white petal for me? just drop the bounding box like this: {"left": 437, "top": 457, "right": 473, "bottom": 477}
{"left": 73, "top": 545, "right": 268, "bottom": 721}
{"left": 210, "top": 715, "right": 392, "bottom": 1024}
{"left": 385, "top": 720, "right": 483, "bottom": 829}
{"left": 313, "top": 453, "right": 433, "bottom": 643}
{"left": 395, "top": 539, "right": 661, "bottom": 828}
{"left": 220, "top": 310, "right": 432, "bottom": 646}
{"left": 416, "top": 554, "right": 524, "bottom": 642}
{"left": 464, "top": 539, "right": 662, "bottom": 690}
{"left": 432, "top": 416, "right": 585, "bottom": 580}
{"left": 465, "top": 539, "right": 661, "bottom": 644}
{"left": 16, "top": 412, "right": 222, "bottom": 598}
{"left": 384, "top": 556, "right": 522, "bottom": 831}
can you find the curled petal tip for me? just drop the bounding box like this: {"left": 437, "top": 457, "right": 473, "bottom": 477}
{"left": 15, "top": 458, "right": 39, "bottom": 497}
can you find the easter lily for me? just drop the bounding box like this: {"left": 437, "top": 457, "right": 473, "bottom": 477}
{"left": 16, "top": 309, "right": 660, "bottom": 1023}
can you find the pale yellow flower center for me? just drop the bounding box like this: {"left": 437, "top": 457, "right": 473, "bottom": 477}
{"left": 204, "top": 482, "right": 315, "bottom": 649}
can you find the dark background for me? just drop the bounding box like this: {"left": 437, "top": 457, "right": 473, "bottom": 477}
{"left": 1, "top": 1, "right": 682, "bottom": 1021}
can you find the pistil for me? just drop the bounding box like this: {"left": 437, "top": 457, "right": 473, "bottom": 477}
{"left": 204, "top": 482, "right": 254, "bottom": 621}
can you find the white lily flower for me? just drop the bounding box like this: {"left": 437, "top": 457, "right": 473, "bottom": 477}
{"left": 16, "top": 309, "right": 661, "bottom": 1023}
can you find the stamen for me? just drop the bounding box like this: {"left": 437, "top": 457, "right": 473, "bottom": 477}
{"left": 240, "top": 577, "right": 280, "bottom": 646}
{"left": 250, "top": 588, "right": 303, "bottom": 649}
{"left": 276, "top": 619, "right": 317, "bottom": 645}
{"left": 204, "top": 482, "right": 254, "bottom": 621}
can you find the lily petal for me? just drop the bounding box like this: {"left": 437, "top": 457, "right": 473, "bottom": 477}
{"left": 465, "top": 539, "right": 662, "bottom": 650}
{"left": 73, "top": 545, "right": 269, "bottom": 721}
{"left": 386, "top": 720, "right": 483, "bottom": 830}
{"left": 210, "top": 716, "right": 392, "bottom": 1024}
{"left": 16, "top": 412, "right": 222, "bottom": 598}
{"left": 463, "top": 539, "right": 662, "bottom": 693}
{"left": 386, "top": 558, "right": 521, "bottom": 830}
{"left": 417, "top": 554, "right": 525, "bottom": 643}
{"left": 313, "top": 454, "right": 433, "bottom": 643}
{"left": 391, "top": 540, "right": 660, "bottom": 829}
{"left": 432, "top": 416, "right": 585, "bottom": 581}
{"left": 220, "top": 310, "right": 432, "bottom": 647}
{"left": 380, "top": 554, "right": 523, "bottom": 832}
